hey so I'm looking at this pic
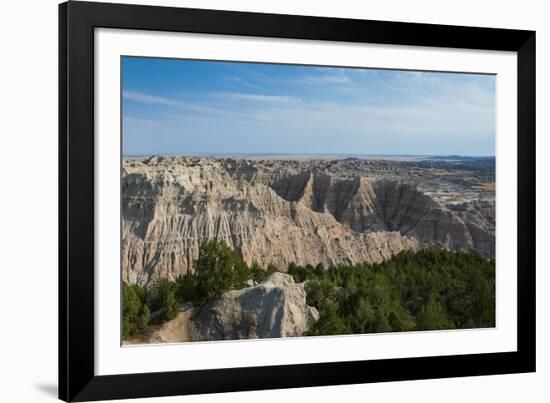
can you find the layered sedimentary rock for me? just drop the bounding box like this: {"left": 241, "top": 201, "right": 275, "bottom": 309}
{"left": 122, "top": 156, "right": 494, "bottom": 285}
{"left": 194, "top": 272, "right": 319, "bottom": 340}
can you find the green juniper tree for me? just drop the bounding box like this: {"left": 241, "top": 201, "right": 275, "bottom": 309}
{"left": 122, "top": 283, "right": 150, "bottom": 338}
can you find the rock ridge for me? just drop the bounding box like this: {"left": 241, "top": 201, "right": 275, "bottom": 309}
{"left": 122, "top": 157, "right": 494, "bottom": 285}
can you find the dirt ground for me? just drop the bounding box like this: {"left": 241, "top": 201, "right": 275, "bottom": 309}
{"left": 123, "top": 307, "right": 200, "bottom": 345}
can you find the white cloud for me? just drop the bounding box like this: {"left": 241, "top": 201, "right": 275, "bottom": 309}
{"left": 214, "top": 92, "right": 303, "bottom": 104}
{"left": 299, "top": 74, "right": 352, "bottom": 85}
{"left": 123, "top": 90, "right": 220, "bottom": 114}
{"left": 123, "top": 90, "right": 179, "bottom": 105}
{"left": 225, "top": 76, "right": 264, "bottom": 90}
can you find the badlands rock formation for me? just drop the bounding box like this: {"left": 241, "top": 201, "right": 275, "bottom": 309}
{"left": 194, "top": 272, "right": 319, "bottom": 340}
{"left": 122, "top": 156, "right": 495, "bottom": 285}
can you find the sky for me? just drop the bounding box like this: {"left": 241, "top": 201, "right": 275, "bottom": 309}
{"left": 122, "top": 57, "right": 496, "bottom": 156}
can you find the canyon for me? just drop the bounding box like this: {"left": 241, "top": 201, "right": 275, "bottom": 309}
{"left": 122, "top": 155, "right": 495, "bottom": 286}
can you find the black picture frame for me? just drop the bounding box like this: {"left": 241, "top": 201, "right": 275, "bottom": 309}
{"left": 59, "top": 1, "right": 536, "bottom": 401}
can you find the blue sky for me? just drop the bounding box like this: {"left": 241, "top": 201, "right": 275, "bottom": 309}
{"left": 122, "top": 57, "right": 496, "bottom": 156}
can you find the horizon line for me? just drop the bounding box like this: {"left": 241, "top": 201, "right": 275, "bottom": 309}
{"left": 122, "top": 152, "right": 496, "bottom": 158}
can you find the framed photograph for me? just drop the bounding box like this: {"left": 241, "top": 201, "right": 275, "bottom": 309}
{"left": 59, "top": 1, "right": 535, "bottom": 401}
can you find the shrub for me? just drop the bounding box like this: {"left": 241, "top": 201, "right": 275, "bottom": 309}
{"left": 149, "top": 278, "right": 179, "bottom": 321}
{"left": 122, "top": 283, "right": 150, "bottom": 338}
{"left": 416, "top": 293, "right": 455, "bottom": 330}
{"left": 192, "top": 240, "right": 252, "bottom": 305}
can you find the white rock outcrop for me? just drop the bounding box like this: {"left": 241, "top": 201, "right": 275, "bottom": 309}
{"left": 194, "top": 273, "right": 319, "bottom": 340}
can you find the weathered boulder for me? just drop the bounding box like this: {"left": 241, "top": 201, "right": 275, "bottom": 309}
{"left": 193, "top": 273, "right": 319, "bottom": 340}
